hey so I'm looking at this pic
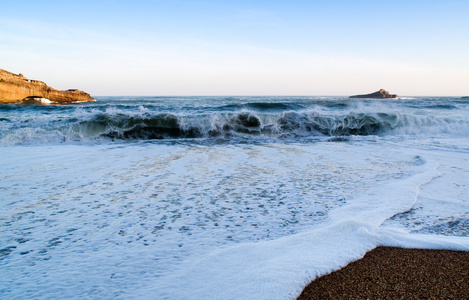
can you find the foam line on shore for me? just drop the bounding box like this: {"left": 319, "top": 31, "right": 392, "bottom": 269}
{"left": 132, "top": 161, "right": 452, "bottom": 299}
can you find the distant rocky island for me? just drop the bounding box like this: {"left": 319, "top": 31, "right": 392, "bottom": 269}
{"left": 0, "top": 68, "right": 94, "bottom": 103}
{"left": 349, "top": 89, "right": 398, "bottom": 99}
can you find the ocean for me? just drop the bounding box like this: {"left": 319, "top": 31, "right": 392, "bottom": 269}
{"left": 1, "top": 96, "right": 468, "bottom": 299}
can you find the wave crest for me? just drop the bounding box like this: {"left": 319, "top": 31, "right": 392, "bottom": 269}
{"left": 1, "top": 106, "right": 467, "bottom": 144}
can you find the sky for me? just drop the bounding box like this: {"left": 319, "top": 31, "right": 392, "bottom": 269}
{"left": 1, "top": 0, "right": 468, "bottom": 96}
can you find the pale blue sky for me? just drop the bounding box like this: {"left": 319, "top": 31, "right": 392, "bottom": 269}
{"left": 1, "top": 0, "right": 468, "bottom": 96}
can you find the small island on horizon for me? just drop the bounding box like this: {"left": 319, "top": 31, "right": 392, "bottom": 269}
{"left": 0, "top": 68, "right": 94, "bottom": 103}
{"left": 349, "top": 89, "right": 398, "bottom": 99}
{"left": 1, "top": 67, "right": 465, "bottom": 101}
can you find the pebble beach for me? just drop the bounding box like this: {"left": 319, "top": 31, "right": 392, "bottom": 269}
{"left": 298, "top": 247, "right": 469, "bottom": 299}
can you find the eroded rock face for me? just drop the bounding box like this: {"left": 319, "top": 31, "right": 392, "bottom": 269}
{"left": 0, "top": 68, "right": 95, "bottom": 103}
{"left": 349, "top": 89, "right": 398, "bottom": 99}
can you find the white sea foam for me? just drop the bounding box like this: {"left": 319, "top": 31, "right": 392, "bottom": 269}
{"left": 1, "top": 138, "right": 468, "bottom": 299}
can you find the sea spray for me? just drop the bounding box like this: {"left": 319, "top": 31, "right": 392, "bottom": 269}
{"left": 2, "top": 97, "right": 468, "bottom": 144}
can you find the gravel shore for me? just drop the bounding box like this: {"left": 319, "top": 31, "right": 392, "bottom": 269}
{"left": 298, "top": 247, "right": 469, "bottom": 299}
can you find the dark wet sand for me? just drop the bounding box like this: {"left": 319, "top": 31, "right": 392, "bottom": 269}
{"left": 298, "top": 247, "right": 469, "bottom": 299}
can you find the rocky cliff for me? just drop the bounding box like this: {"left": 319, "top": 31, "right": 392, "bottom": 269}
{"left": 349, "top": 89, "right": 398, "bottom": 99}
{"left": 0, "top": 68, "right": 95, "bottom": 103}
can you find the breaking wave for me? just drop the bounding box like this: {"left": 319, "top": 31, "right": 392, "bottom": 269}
{"left": 1, "top": 106, "right": 467, "bottom": 144}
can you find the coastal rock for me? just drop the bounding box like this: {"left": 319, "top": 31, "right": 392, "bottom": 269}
{"left": 349, "top": 89, "right": 398, "bottom": 99}
{"left": 0, "top": 68, "right": 95, "bottom": 103}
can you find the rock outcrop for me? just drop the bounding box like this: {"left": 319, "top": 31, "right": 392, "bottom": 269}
{"left": 0, "top": 68, "right": 95, "bottom": 103}
{"left": 349, "top": 89, "right": 398, "bottom": 99}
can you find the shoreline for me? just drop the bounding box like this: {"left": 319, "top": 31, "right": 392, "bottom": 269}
{"left": 297, "top": 246, "right": 469, "bottom": 299}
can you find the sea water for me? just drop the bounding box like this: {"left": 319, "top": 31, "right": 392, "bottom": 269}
{"left": 1, "top": 96, "right": 468, "bottom": 299}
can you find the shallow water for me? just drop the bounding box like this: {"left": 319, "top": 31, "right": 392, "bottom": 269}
{"left": 1, "top": 96, "right": 468, "bottom": 299}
